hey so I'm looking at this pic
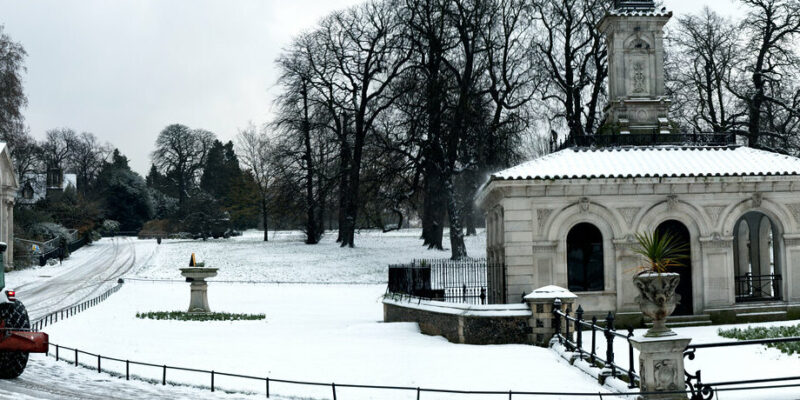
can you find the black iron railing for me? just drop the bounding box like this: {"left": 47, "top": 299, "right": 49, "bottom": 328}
{"left": 388, "top": 258, "right": 504, "bottom": 305}
{"left": 560, "top": 133, "right": 735, "bottom": 150}
{"left": 735, "top": 273, "right": 782, "bottom": 302}
{"left": 684, "top": 337, "right": 800, "bottom": 400}
{"left": 553, "top": 302, "right": 640, "bottom": 388}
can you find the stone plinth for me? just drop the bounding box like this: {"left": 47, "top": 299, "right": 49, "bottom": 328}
{"left": 524, "top": 286, "right": 577, "bottom": 347}
{"left": 630, "top": 335, "right": 691, "bottom": 399}
{"left": 179, "top": 268, "right": 218, "bottom": 313}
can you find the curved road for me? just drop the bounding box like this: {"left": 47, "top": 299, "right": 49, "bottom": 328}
{"left": 0, "top": 238, "right": 256, "bottom": 400}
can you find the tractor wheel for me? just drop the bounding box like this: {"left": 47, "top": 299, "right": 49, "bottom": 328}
{"left": 0, "top": 301, "right": 30, "bottom": 378}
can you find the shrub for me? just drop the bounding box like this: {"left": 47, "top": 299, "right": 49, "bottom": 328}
{"left": 136, "top": 311, "right": 266, "bottom": 321}
{"left": 718, "top": 324, "right": 800, "bottom": 355}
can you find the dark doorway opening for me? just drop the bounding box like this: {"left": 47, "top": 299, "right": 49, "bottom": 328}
{"left": 656, "top": 220, "right": 693, "bottom": 316}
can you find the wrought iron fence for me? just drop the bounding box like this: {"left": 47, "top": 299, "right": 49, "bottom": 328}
{"left": 552, "top": 302, "right": 639, "bottom": 388}
{"left": 387, "top": 258, "right": 504, "bottom": 304}
{"left": 559, "top": 133, "right": 735, "bottom": 150}
{"left": 684, "top": 337, "right": 800, "bottom": 400}
{"left": 31, "top": 279, "right": 124, "bottom": 332}
{"left": 735, "top": 273, "right": 782, "bottom": 302}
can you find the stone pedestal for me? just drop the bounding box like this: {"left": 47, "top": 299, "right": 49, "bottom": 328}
{"left": 524, "top": 286, "right": 577, "bottom": 346}
{"left": 179, "top": 268, "right": 218, "bottom": 313}
{"left": 630, "top": 335, "right": 691, "bottom": 399}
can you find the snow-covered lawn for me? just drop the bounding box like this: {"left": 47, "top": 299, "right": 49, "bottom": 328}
{"left": 133, "top": 229, "right": 487, "bottom": 283}
{"left": 45, "top": 281, "right": 611, "bottom": 399}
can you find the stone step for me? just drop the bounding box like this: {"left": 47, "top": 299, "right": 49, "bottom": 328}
{"left": 735, "top": 310, "right": 787, "bottom": 323}
{"left": 644, "top": 314, "right": 712, "bottom": 328}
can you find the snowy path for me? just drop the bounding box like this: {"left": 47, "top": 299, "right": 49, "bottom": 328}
{"left": 0, "top": 237, "right": 253, "bottom": 400}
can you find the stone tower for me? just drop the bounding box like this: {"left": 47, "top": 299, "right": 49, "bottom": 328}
{"left": 598, "top": 0, "right": 673, "bottom": 134}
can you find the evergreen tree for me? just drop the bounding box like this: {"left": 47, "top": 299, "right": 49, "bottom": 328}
{"left": 96, "top": 149, "right": 153, "bottom": 231}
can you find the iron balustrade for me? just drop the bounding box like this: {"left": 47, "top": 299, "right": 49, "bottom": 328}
{"left": 684, "top": 336, "right": 800, "bottom": 400}
{"left": 559, "top": 133, "right": 735, "bottom": 150}
{"left": 552, "top": 301, "right": 640, "bottom": 388}
{"left": 388, "top": 258, "right": 504, "bottom": 305}
{"left": 734, "top": 273, "right": 782, "bottom": 302}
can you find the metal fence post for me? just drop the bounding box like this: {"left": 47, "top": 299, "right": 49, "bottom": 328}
{"left": 162, "top": 365, "right": 166, "bottom": 385}
{"left": 553, "top": 298, "right": 563, "bottom": 345}
{"left": 627, "top": 326, "right": 636, "bottom": 388}
{"left": 564, "top": 305, "right": 572, "bottom": 349}
{"left": 332, "top": 382, "right": 337, "bottom": 400}
{"left": 55, "top": 344, "right": 59, "bottom": 361}
{"left": 75, "top": 349, "right": 78, "bottom": 366}
{"left": 211, "top": 370, "right": 215, "bottom": 392}
{"left": 97, "top": 355, "right": 101, "bottom": 373}
{"left": 605, "top": 312, "right": 616, "bottom": 377}
{"left": 126, "top": 360, "right": 130, "bottom": 380}
{"left": 266, "top": 377, "right": 270, "bottom": 398}
{"left": 417, "top": 387, "right": 420, "bottom": 400}
{"left": 576, "top": 305, "right": 584, "bottom": 359}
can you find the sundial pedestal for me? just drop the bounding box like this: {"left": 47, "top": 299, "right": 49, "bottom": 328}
{"left": 179, "top": 268, "right": 218, "bottom": 314}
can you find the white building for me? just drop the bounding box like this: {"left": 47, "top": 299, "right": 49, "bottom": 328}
{"left": 476, "top": 0, "right": 800, "bottom": 325}
{"left": 0, "top": 144, "right": 19, "bottom": 268}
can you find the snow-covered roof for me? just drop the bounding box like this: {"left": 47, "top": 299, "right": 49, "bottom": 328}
{"left": 492, "top": 146, "right": 800, "bottom": 181}
{"left": 524, "top": 286, "right": 577, "bottom": 300}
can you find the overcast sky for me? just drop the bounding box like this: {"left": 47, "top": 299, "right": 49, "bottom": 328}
{"left": 1, "top": 0, "right": 744, "bottom": 175}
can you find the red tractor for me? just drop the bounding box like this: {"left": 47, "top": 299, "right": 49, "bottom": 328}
{"left": 0, "top": 242, "right": 48, "bottom": 378}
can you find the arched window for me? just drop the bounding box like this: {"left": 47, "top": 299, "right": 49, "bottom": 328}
{"left": 567, "top": 223, "right": 604, "bottom": 292}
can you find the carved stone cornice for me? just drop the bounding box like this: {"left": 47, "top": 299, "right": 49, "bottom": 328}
{"left": 699, "top": 233, "right": 733, "bottom": 249}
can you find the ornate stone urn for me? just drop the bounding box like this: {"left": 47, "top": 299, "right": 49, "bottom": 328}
{"left": 179, "top": 254, "right": 218, "bottom": 313}
{"left": 633, "top": 272, "right": 681, "bottom": 337}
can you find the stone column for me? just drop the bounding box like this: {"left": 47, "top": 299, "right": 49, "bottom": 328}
{"left": 630, "top": 335, "right": 691, "bottom": 399}
{"left": 524, "top": 286, "right": 577, "bottom": 347}
{"left": 188, "top": 280, "right": 210, "bottom": 312}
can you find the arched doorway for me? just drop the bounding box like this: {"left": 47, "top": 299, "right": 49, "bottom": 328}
{"left": 656, "top": 220, "right": 693, "bottom": 315}
{"left": 732, "top": 211, "right": 782, "bottom": 302}
{"left": 566, "top": 223, "right": 604, "bottom": 292}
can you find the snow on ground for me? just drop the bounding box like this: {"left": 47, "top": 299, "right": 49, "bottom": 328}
{"left": 132, "top": 229, "right": 486, "bottom": 283}
{"left": 44, "top": 281, "right": 611, "bottom": 400}
{"left": 575, "top": 320, "right": 800, "bottom": 399}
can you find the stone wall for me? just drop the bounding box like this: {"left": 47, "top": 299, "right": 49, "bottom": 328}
{"left": 383, "top": 297, "right": 532, "bottom": 345}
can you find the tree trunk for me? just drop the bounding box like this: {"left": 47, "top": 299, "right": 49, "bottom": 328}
{"left": 301, "top": 79, "right": 320, "bottom": 245}
{"left": 262, "top": 196, "right": 269, "bottom": 242}
{"left": 445, "top": 176, "right": 467, "bottom": 260}
{"left": 421, "top": 156, "right": 446, "bottom": 250}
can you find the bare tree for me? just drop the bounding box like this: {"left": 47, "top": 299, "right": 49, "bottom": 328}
{"left": 236, "top": 123, "right": 276, "bottom": 242}
{"left": 151, "top": 124, "right": 215, "bottom": 207}
{"left": 531, "top": 0, "right": 610, "bottom": 142}
{"left": 0, "top": 25, "right": 27, "bottom": 141}
{"left": 735, "top": 0, "right": 800, "bottom": 147}
{"left": 668, "top": 7, "right": 745, "bottom": 133}
{"left": 40, "top": 128, "right": 78, "bottom": 171}
{"left": 69, "top": 132, "right": 111, "bottom": 193}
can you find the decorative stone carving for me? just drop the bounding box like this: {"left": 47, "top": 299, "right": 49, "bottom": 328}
{"left": 536, "top": 209, "right": 553, "bottom": 232}
{"left": 666, "top": 195, "right": 678, "bottom": 211}
{"left": 617, "top": 207, "right": 640, "bottom": 226}
{"left": 653, "top": 359, "right": 679, "bottom": 391}
{"left": 579, "top": 197, "right": 590, "bottom": 213}
{"left": 787, "top": 203, "right": 800, "bottom": 223}
{"left": 632, "top": 62, "right": 646, "bottom": 94}
{"left": 704, "top": 205, "right": 725, "bottom": 226}
{"left": 752, "top": 192, "right": 763, "bottom": 208}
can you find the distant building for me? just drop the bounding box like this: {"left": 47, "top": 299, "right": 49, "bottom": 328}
{"left": 17, "top": 168, "right": 77, "bottom": 206}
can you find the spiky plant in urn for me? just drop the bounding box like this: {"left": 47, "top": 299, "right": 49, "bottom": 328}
{"left": 632, "top": 231, "right": 688, "bottom": 337}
